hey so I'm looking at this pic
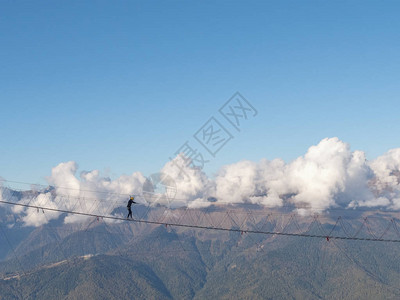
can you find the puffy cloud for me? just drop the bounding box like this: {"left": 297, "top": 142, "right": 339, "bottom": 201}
{"left": 214, "top": 160, "right": 259, "bottom": 204}
{"left": 8, "top": 161, "right": 146, "bottom": 226}
{"left": 369, "top": 148, "right": 400, "bottom": 209}
{"left": 2, "top": 138, "right": 400, "bottom": 227}
{"left": 208, "top": 138, "right": 400, "bottom": 212}
{"left": 160, "top": 154, "right": 210, "bottom": 207}
{"left": 285, "top": 138, "right": 370, "bottom": 210}
{"left": 47, "top": 161, "right": 81, "bottom": 198}
{"left": 20, "top": 193, "right": 61, "bottom": 227}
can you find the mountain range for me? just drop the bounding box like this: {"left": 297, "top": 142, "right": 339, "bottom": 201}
{"left": 1, "top": 199, "right": 400, "bottom": 299}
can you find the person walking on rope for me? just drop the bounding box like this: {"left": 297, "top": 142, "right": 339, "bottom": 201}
{"left": 127, "top": 196, "right": 137, "bottom": 219}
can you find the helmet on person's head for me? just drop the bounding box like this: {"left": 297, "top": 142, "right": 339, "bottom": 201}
{"left": 130, "top": 196, "right": 134, "bottom": 200}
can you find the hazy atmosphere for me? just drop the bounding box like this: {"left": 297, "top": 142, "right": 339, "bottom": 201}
{"left": 1, "top": 1, "right": 400, "bottom": 299}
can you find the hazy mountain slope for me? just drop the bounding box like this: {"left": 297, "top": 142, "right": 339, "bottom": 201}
{"left": 2, "top": 232, "right": 400, "bottom": 300}
{"left": 1, "top": 210, "right": 400, "bottom": 299}
{"left": 0, "top": 255, "right": 172, "bottom": 300}
{"left": 195, "top": 236, "right": 400, "bottom": 300}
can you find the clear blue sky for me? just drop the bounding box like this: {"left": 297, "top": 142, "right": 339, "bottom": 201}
{"left": 1, "top": 0, "right": 399, "bottom": 184}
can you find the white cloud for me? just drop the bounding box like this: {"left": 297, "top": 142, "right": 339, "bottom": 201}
{"left": 20, "top": 193, "right": 60, "bottom": 227}
{"left": 207, "top": 138, "right": 400, "bottom": 211}
{"left": 210, "top": 137, "right": 373, "bottom": 211}
{"left": 286, "top": 138, "right": 365, "bottom": 210}
{"left": 9, "top": 161, "right": 146, "bottom": 226}
{"left": 160, "top": 154, "right": 210, "bottom": 207}
{"left": 214, "top": 160, "right": 259, "bottom": 204}
{"left": 3, "top": 138, "right": 400, "bottom": 227}
{"left": 369, "top": 148, "right": 400, "bottom": 208}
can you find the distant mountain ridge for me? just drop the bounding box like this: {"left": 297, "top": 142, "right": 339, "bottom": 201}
{"left": 1, "top": 192, "right": 400, "bottom": 299}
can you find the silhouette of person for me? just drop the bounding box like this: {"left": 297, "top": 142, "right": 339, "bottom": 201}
{"left": 127, "top": 196, "right": 136, "bottom": 219}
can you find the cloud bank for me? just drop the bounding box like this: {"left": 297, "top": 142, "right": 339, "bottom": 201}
{"left": 1, "top": 137, "right": 400, "bottom": 226}
{"left": 1, "top": 161, "right": 146, "bottom": 226}
{"left": 164, "top": 137, "right": 400, "bottom": 211}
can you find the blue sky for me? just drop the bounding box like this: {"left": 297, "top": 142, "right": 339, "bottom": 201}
{"left": 1, "top": 0, "right": 399, "bottom": 185}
